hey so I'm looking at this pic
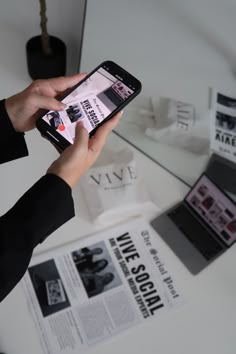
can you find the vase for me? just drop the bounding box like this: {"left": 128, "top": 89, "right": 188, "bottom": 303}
{"left": 26, "top": 35, "right": 66, "bottom": 80}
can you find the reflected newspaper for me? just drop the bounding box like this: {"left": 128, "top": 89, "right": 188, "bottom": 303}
{"left": 22, "top": 218, "right": 183, "bottom": 354}
{"left": 210, "top": 90, "right": 236, "bottom": 163}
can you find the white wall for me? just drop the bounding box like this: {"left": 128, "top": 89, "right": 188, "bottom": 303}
{"left": 0, "top": 0, "right": 86, "bottom": 76}
{"left": 81, "top": 0, "right": 236, "bottom": 115}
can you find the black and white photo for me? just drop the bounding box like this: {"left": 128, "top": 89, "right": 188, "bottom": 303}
{"left": 28, "top": 259, "right": 70, "bottom": 317}
{"left": 71, "top": 241, "right": 122, "bottom": 298}
{"left": 210, "top": 90, "right": 236, "bottom": 163}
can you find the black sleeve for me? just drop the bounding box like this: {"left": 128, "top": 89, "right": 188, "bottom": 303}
{"left": 0, "top": 173, "right": 75, "bottom": 302}
{"left": 0, "top": 99, "right": 28, "bottom": 164}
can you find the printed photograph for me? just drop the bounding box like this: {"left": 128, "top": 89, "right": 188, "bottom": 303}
{"left": 28, "top": 259, "right": 70, "bottom": 317}
{"left": 217, "top": 93, "right": 236, "bottom": 109}
{"left": 45, "top": 111, "right": 65, "bottom": 132}
{"left": 71, "top": 241, "right": 122, "bottom": 298}
{"left": 66, "top": 104, "right": 85, "bottom": 123}
{"left": 215, "top": 111, "right": 236, "bottom": 132}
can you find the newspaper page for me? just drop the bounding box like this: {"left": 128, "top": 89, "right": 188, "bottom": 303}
{"left": 210, "top": 90, "right": 236, "bottom": 163}
{"left": 22, "top": 218, "right": 183, "bottom": 354}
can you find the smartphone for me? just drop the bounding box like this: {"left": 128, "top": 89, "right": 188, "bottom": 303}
{"left": 36, "top": 60, "right": 142, "bottom": 150}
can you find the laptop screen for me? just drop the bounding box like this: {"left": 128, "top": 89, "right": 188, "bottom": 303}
{"left": 185, "top": 174, "right": 236, "bottom": 246}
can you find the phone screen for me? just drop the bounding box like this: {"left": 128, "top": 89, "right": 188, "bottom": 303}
{"left": 41, "top": 66, "right": 136, "bottom": 144}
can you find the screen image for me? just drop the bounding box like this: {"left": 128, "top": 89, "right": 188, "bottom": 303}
{"left": 42, "top": 67, "right": 134, "bottom": 144}
{"left": 186, "top": 175, "right": 236, "bottom": 246}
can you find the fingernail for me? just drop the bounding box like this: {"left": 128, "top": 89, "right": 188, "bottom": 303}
{"left": 117, "top": 110, "right": 123, "bottom": 119}
{"left": 58, "top": 102, "right": 67, "bottom": 110}
{"left": 76, "top": 121, "right": 84, "bottom": 128}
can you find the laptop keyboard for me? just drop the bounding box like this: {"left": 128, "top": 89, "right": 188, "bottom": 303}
{"left": 168, "top": 205, "right": 224, "bottom": 260}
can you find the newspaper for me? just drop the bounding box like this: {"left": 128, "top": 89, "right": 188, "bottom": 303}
{"left": 22, "top": 218, "right": 183, "bottom": 354}
{"left": 210, "top": 90, "right": 236, "bottom": 163}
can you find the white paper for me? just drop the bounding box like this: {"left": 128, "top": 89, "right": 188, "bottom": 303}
{"left": 22, "top": 218, "right": 183, "bottom": 354}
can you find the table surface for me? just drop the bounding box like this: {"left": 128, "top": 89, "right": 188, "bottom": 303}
{"left": 0, "top": 6, "right": 236, "bottom": 354}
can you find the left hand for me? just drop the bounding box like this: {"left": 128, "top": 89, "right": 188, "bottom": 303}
{"left": 5, "top": 74, "right": 86, "bottom": 133}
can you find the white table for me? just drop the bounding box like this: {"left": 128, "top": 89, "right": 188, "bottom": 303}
{"left": 1, "top": 134, "right": 236, "bottom": 354}
{"left": 0, "top": 6, "right": 236, "bottom": 354}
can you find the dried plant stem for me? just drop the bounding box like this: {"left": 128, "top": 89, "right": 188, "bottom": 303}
{"left": 39, "top": 0, "right": 52, "bottom": 55}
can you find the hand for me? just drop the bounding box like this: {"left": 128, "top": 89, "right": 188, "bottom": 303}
{"left": 47, "top": 113, "right": 122, "bottom": 188}
{"left": 5, "top": 74, "right": 86, "bottom": 132}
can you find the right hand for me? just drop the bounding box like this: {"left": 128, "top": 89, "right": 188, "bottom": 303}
{"left": 47, "top": 113, "right": 122, "bottom": 188}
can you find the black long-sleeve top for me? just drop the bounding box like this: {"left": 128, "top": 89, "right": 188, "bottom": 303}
{"left": 0, "top": 99, "right": 75, "bottom": 302}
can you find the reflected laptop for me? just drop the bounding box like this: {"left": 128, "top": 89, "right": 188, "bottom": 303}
{"left": 151, "top": 174, "right": 236, "bottom": 274}
{"left": 206, "top": 153, "right": 236, "bottom": 202}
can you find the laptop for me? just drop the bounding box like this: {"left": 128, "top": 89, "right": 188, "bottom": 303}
{"left": 151, "top": 174, "right": 236, "bottom": 274}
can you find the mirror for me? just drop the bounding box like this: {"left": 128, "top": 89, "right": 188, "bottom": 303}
{"left": 80, "top": 0, "right": 236, "bottom": 190}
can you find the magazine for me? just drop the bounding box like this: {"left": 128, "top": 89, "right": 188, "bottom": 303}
{"left": 210, "top": 90, "right": 236, "bottom": 163}
{"left": 22, "top": 218, "right": 183, "bottom": 354}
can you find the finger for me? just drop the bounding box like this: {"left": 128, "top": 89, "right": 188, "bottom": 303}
{"left": 88, "top": 112, "right": 122, "bottom": 155}
{"left": 30, "top": 94, "right": 65, "bottom": 111}
{"left": 73, "top": 122, "right": 89, "bottom": 150}
{"left": 93, "top": 112, "right": 122, "bottom": 141}
{"left": 47, "top": 73, "right": 87, "bottom": 93}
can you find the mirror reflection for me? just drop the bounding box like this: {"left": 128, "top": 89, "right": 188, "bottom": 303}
{"left": 80, "top": 0, "right": 236, "bottom": 198}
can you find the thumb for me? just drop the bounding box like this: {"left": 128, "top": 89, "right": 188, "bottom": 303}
{"left": 73, "top": 122, "right": 89, "bottom": 149}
